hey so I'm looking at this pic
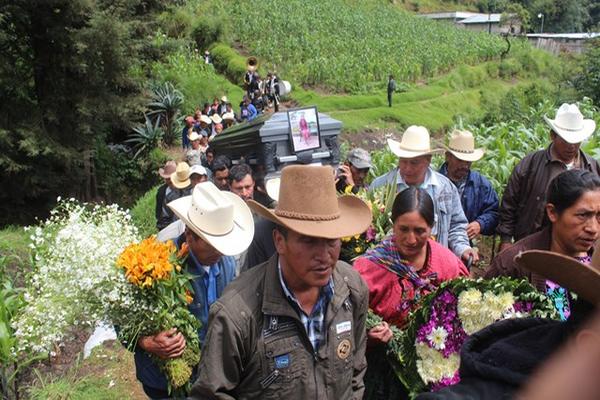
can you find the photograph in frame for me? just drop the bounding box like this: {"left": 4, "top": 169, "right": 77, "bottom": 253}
{"left": 287, "top": 106, "right": 321, "bottom": 153}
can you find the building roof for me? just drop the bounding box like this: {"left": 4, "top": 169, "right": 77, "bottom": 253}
{"left": 526, "top": 33, "right": 600, "bottom": 39}
{"left": 458, "top": 14, "right": 502, "bottom": 24}
{"left": 420, "top": 12, "right": 480, "bottom": 20}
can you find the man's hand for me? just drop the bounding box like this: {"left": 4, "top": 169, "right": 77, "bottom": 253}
{"left": 461, "top": 248, "right": 479, "bottom": 266}
{"left": 138, "top": 328, "right": 186, "bottom": 359}
{"left": 338, "top": 164, "right": 355, "bottom": 187}
{"left": 367, "top": 322, "right": 393, "bottom": 346}
{"left": 466, "top": 221, "right": 481, "bottom": 240}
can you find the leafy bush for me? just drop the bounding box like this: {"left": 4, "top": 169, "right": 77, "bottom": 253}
{"left": 148, "top": 82, "right": 184, "bottom": 146}
{"left": 191, "top": 17, "right": 224, "bottom": 51}
{"left": 127, "top": 116, "right": 165, "bottom": 159}
{"left": 498, "top": 58, "right": 522, "bottom": 78}
{"left": 130, "top": 186, "right": 160, "bottom": 239}
{"left": 210, "top": 43, "right": 253, "bottom": 86}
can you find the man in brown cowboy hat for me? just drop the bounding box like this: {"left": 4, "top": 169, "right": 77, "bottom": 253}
{"left": 157, "top": 162, "right": 192, "bottom": 230}
{"left": 497, "top": 103, "right": 600, "bottom": 252}
{"left": 439, "top": 129, "right": 499, "bottom": 240}
{"left": 190, "top": 165, "right": 372, "bottom": 399}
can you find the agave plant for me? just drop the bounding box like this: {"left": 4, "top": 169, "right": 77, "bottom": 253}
{"left": 147, "top": 82, "right": 184, "bottom": 146}
{"left": 126, "top": 115, "right": 164, "bottom": 159}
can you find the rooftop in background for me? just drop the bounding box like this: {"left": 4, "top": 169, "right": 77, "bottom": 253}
{"left": 526, "top": 33, "right": 600, "bottom": 39}
{"left": 458, "top": 14, "right": 503, "bottom": 24}
{"left": 420, "top": 12, "right": 481, "bottom": 20}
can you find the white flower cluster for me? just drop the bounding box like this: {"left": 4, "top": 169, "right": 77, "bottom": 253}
{"left": 457, "top": 289, "right": 517, "bottom": 335}
{"left": 415, "top": 342, "right": 460, "bottom": 384}
{"left": 13, "top": 199, "right": 142, "bottom": 356}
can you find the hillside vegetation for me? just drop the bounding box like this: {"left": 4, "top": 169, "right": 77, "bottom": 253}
{"left": 204, "top": 0, "right": 510, "bottom": 93}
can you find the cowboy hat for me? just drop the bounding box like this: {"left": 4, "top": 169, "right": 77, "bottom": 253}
{"left": 211, "top": 114, "right": 223, "bottom": 125}
{"left": 221, "top": 95, "right": 228, "bottom": 103}
{"left": 199, "top": 115, "right": 212, "bottom": 125}
{"left": 387, "top": 126, "right": 442, "bottom": 159}
{"left": 543, "top": 103, "right": 596, "bottom": 144}
{"left": 158, "top": 160, "right": 177, "bottom": 179}
{"left": 265, "top": 177, "right": 280, "bottom": 202}
{"left": 247, "top": 165, "right": 372, "bottom": 239}
{"left": 515, "top": 240, "right": 600, "bottom": 305}
{"left": 170, "top": 162, "right": 191, "bottom": 189}
{"left": 446, "top": 129, "right": 485, "bottom": 162}
{"left": 222, "top": 112, "right": 235, "bottom": 121}
{"left": 167, "top": 182, "right": 254, "bottom": 256}
{"left": 188, "top": 131, "right": 201, "bottom": 142}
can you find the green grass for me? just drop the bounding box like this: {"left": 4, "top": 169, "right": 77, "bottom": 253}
{"left": 28, "top": 342, "right": 144, "bottom": 400}
{"left": 130, "top": 186, "right": 159, "bottom": 239}
{"left": 0, "top": 225, "right": 31, "bottom": 280}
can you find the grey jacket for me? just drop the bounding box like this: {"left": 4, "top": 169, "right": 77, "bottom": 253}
{"left": 370, "top": 167, "right": 470, "bottom": 257}
{"left": 190, "top": 255, "right": 369, "bottom": 399}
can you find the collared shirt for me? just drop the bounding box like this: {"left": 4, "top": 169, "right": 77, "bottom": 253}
{"left": 277, "top": 261, "right": 334, "bottom": 351}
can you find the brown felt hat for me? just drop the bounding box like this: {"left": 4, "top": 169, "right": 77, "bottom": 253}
{"left": 515, "top": 240, "right": 600, "bottom": 305}
{"left": 247, "top": 165, "right": 372, "bottom": 239}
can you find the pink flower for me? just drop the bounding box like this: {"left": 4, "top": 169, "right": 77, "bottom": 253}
{"left": 365, "top": 226, "right": 376, "bottom": 241}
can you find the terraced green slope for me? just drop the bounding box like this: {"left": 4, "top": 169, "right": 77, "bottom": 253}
{"left": 209, "top": 0, "right": 510, "bottom": 93}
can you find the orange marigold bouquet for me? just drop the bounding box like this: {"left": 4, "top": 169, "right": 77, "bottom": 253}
{"left": 108, "top": 236, "right": 200, "bottom": 392}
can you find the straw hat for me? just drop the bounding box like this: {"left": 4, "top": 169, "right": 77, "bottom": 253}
{"left": 211, "top": 114, "right": 223, "bottom": 124}
{"left": 387, "top": 126, "right": 442, "bottom": 159}
{"left": 158, "top": 160, "right": 177, "bottom": 179}
{"left": 188, "top": 131, "right": 201, "bottom": 142}
{"left": 265, "top": 177, "right": 280, "bottom": 201}
{"left": 170, "top": 162, "right": 191, "bottom": 189}
{"left": 199, "top": 114, "right": 212, "bottom": 125}
{"left": 247, "top": 165, "right": 372, "bottom": 239}
{"left": 515, "top": 240, "right": 600, "bottom": 305}
{"left": 222, "top": 112, "right": 235, "bottom": 121}
{"left": 221, "top": 95, "right": 228, "bottom": 103}
{"left": 543, "top": 103, "right": 596, "bottom": 144}
{"left": 168, "top": 182, "right": 254, "bottom": 256}
{"left": 446, "top": 129, "right": 485, "bottom": 162}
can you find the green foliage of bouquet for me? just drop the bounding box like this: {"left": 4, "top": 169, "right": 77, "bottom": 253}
{"left": 392, "top": 277, "right": 557, "bottom": 397}
{"left": 340, "top": 183, "right": 396, "bottom": 262}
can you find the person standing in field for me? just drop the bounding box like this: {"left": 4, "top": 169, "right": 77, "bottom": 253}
{"left": 387, "top": 75, "right": 396, "bottom": 107}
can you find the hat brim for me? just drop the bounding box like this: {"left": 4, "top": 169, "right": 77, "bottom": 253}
{"left": 168, "top": 192, "right": 255, "bottom": 256}
{"left": 247, "top": 195, "right": 372, "bottom": 239}
{"left": 448, "top": 148, "right": 485, "bottom": 162}
{"left": 515, "top": 250, "right": 600, "bottom": 305}
{"left": 159, "top": 169, "right": 173, "bottom": 179}
{"left": 543, "top": 116, "right": 596, "bottom": 144}
{"left": 171, "top": 175, "right": 191, "bottom": 189}
{"left": 388, "top": 138, "right": 441, "bottom": 159}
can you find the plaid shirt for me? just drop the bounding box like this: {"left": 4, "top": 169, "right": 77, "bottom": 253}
{"left": 277, "top": 262, "right": 334, "bottom": 351}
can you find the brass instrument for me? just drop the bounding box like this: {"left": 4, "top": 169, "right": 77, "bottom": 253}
{"left": 246, "top": 56, "right": 259, "bottom": 72}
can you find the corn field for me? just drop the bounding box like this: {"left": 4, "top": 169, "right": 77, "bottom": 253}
{"left": 215, "top": 0, "right": 509, "bottom": 93}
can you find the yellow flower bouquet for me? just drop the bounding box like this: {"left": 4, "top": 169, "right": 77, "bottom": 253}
{"left": 110, "top": 236, "right": 200, "bottom": 392}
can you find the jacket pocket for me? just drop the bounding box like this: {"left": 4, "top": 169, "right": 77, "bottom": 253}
{"left": 260, "top": 335, "right": 308, "bottom": 398}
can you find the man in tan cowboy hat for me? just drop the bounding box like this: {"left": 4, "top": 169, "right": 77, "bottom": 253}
{"left": 498, "top": 103, "right": 600, "bottom": 252}
{"left": 136, "top": 181, "right": 254, "bottom": 398}
{"left": 191, "top": 165, "right": 372, "bottom": 399}
{"left": 157, "top": 162, "right": 192, "bottom": 230}
{"left": 155, "top": 160, "right": 177, "bottom": 230}
{"left": 439, "top": 129, "right": 499, "bottom": 240}
{"left": 371, "top": 125, "right": 478, "bottom": 263}
{"left": 416, "top": 243, "right": 600, "bottom": 400}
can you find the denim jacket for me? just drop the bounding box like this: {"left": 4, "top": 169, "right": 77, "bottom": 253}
{"left": 371, "top": 167, "right": 470, "bottom": 257}
{"left": 439, "top": 163, "right": 499, "bottom": 235}
{"left": 134, "top": 234, "right": 237, "bottom": 391}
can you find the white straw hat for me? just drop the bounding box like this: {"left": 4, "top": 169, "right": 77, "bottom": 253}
{"left": 387, "top": 126, "right": 442, "bottom": 159}
{"left": 168, "top": 182, "right": 254, "bottom": 256}
{"left": 543, "top": 103, "right": 596, "bottom": 144}
{"left": 200, "top": 114, "right": 212, "bottom": 125}
{"left": 446, "top": 129, "right": 485, "bottom": 162}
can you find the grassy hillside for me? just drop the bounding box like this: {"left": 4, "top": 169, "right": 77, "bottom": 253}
{"left": 203, "top": 0, "right": 510, "bottom": 93}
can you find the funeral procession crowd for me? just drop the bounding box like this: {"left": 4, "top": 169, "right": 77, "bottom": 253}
{"left": 140, "top": 95, "right": 600, "bottom": 400}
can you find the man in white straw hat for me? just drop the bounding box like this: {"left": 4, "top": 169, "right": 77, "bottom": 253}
{"left": 497, "top": 103, "right": 599, "bottom": 252}
{"left": 439, "top": 129, "right": 499, "bottom": 240}
{"left": 135, "top": 181, "right": 254, "bottom": 398}
{"left": 371, "top": 125, "right": 478, "bottom": 264}
{"left": 157, "top": 162, "right": 192, "bottom": 230}
{"left": 185, "top": 130, "right": 208, "bottom": 167}
{"left": 191, "top": 165, "right": 372, "bottom": 399}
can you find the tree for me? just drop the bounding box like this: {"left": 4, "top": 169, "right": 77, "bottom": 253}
{"left": 574, "top": 39, "right": 600, "bottom": 106}
{"left": 0, "top": 0, "right": 173, "bottom": 225}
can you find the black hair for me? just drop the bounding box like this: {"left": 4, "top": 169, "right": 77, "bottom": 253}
{"left": 212, "top": 155, "right": 231, "bottom": 173}
{"left": 274, "top": 224, "right": 288, "bottom": 238}
{"left": 391, "top": 187, "right": 435, "bottom": 227}
{"left": 206, "top": 148, "right": 215, "bottom": 156}
{"left": 546, "top": 169, "right": 600, "bottom": 214}
{"left": 228, "top": 163, "right": 253, "bottom": 184}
